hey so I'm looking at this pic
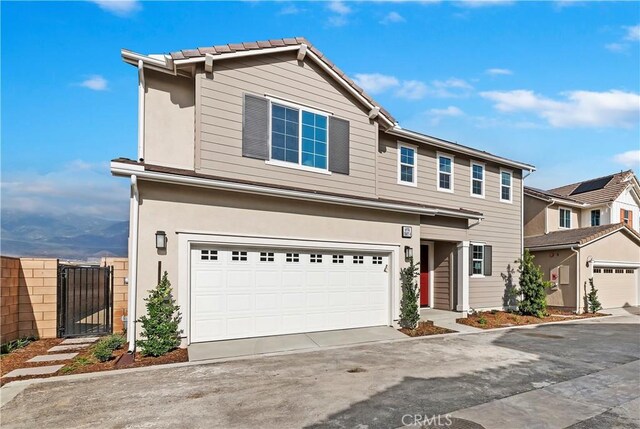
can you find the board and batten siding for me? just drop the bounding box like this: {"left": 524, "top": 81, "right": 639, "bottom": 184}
{"left": 195, "top": 53, "right": 377, "bottom": 198}
{"left": 377, "top": 134, "right": 524, "bottom": 309}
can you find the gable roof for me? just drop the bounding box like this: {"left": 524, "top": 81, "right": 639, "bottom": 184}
{"left": 523, "top": 186, "right": 584, "bottom": 205}
{"left": 524, "top": 223, "right": 640, "bottom": 250}
{"left": 547, "top": 170, "right": 638, "bottom": 205}
{"left": 122, "top": 37, "right": 536, "bottom": 172}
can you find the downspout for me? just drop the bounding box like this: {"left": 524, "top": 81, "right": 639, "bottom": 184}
{"left": 570, "top": 246, "right": 580, "bottom": 314}
{"left": 137, "top": 60, "right": 145, "bottom": 161}
{"left": 127, "top": 175, "right": 140, "bottom": 352}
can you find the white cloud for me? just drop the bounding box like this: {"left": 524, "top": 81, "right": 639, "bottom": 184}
{"left": 485, "top": 68, "right": 513, "bottom": 76}
{"left": 429, "top": 106, "right": 465, "bottom": 117}
{"left": 625, "top": 24, "right": 640, "bottom": 41}
{"left": 426, "top": 106, "right": 465, "bottom": 125}
{"left": 1, "top": 161, "right": 129, "bottom": 219}
{"left": 455, "top": 0, "right": 513, "bottom": 7}
{"left": 605, "top": 43, "right": 627, "bottom": 53}
{"left": 480, "top": 89, "right": 640, "bottom": 128}
{"left": 380, "top": 11, "right": 405, "bottom": 24}
{"left": 79, "top": 75, "right": 108, "bottom": 91}
{"left": 395, "top": 80, "right": 428, "bottom": 100}
{"left": 90, "top": 0, "right": 140, "bottom": 17}
{"left": 429, "top": 78, "right": 474, "bottom": 97}
{"left": 327, "top": 1, "right": 351, "bottom": 26}
{"left": 327, "top": 0, "right": 351, "bottom": 15}
{"left": 353, "top": 73, "right": 400, "bottom": 94}
{"left": 613, "top": 150, "right": 640, "bottom": 169}
{"left": 279, "top": 4, "right": 302, "bottom": 15}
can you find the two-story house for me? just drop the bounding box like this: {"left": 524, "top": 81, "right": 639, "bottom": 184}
{"left": 524, "top": 171, "right": 640, "bottom": 312}
{"left": 111, "top": 38, "right": 535, "bottom": 348}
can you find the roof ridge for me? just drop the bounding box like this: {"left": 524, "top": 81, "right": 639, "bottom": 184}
{"left": 548, "top": 170, "right": 632, "bottom": 193}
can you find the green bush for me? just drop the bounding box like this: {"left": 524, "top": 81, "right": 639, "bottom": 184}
{"left": 93, "top": 340, "right": 115, "bottom": 362}
{"left": 92, "top": 334, "right": 126, "bottom": 362}
{"left": 586, "top": 278, "right": 602, "bottom": 313}
{"left": 515, "top": 250, "right": 551, "bottom": 318}
{"left": 399, "top": 257, "right": 420, "bottom": 330}
{"left": 1, "top": 336, "right": 36, "bottom": 355}
{"left": 137, "top": 272, "right": 182, "bottom": 357}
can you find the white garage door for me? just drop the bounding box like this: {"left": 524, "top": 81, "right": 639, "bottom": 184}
{"left": 593, "top": 267, "right": 638, "bottom": 309}
{"left": 190, "top": 246, "right": 390, "bottom": 343}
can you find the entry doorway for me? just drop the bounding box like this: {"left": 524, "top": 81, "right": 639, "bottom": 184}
{"left": 420, "top": 244, "right": 430, "bottom": 307}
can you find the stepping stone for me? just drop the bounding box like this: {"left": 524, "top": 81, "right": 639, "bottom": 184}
{"left": 3, "top": 365, "right": 64, "bottom": 378}
{"left": 48, "top": 344, "right": 90, "bottom": 353}
{"left": 27, "top": 353, "right": 78, "bottom": 363}
{"left": 60, "top": 337, "right": 100, "bottom": 345}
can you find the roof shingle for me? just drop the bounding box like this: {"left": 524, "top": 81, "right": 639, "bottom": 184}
{"left": 524, "top": 223, "right": 640, "bottom": 249}
{"left": 548, "top": 170, "right": 636, "bottom": 205}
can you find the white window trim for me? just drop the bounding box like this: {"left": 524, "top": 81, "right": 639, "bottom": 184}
{"left": 499, "top": 168, "right": 513, "bottom": 203}
{"left": 470, "top": 160, "right": 485, "bottom": 199}
{"left": 437, "top": 152, "right": 455, "bottom": 193}
{"left": 470, "top": 242, "right": 485, "bottom": 278}
{"left": 559, "top": 206, "right": 572, "bottom": 229}
{"left": 397, "top": 142, "right": 418, "bottom": 187}
{"left": 266, "top": 96, "right": 331, "bottom": 174}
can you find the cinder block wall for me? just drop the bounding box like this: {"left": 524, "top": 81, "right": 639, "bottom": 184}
{"left": 102, "top": 257, "right": 129, "bottom": 334}
{"left": 1, "top": 257, "right": 21, "bottom": 342}
{"left": 1, "top": 257, "right": 129, "bottom": 342}
{"left": 17, "top": 258, "right": 59, "bottom": 339}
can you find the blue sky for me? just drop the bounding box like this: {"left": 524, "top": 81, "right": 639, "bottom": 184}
{"left": 2, "top": 0, "right": 639, "bottom": 221}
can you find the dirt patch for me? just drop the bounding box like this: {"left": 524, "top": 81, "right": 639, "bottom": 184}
{"left": 1, "top": 340, "right": 188, "bottom": 386}
{"left": 399, "top": 321, "right": 457, "bottom": 337}
{"left": 457, "top": 310, "right": 606, "bottom": 330}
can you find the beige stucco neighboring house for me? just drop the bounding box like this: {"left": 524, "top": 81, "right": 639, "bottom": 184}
{"left": 111, "top": 37, "right": 536, "bottom": 349}
{"left": 524, "top": 171, "right": 640, "bottom": 312}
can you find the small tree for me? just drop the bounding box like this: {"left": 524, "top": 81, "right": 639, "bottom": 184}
{"left": 586, "top": 278, "right": 602, "bottom": 313}
{"left": 137, "top": 272, "right": 182, "bottom": 357}
{"left": 501, "top": 263, "right": 518, "bottom": 310}
{"left": 515, "top": 250, "right": 551, "bottom": 318}
{"left": 399, "top": 257, "right": 420, "bottom": 330}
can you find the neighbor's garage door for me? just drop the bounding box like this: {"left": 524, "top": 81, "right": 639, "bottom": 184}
{"left": 190, "top": 246, "right": 390, "bottom": 343}
{"left": 593, "top": 267, "right": 638, "bottom": 308}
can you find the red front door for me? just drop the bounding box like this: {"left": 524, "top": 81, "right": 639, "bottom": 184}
{"left": 420, "top": 245, "right": 429, "bottom": 307}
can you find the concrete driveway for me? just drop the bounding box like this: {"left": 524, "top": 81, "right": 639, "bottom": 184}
{"left": 1, "top": 312, "right": 639, "bottom": 429}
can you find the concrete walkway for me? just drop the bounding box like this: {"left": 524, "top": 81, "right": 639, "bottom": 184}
{"left": 1, "top": 312, "right": 637, "bottom": 428}
{"left": 188, "top": 326, "right": 406, "bottom": 361}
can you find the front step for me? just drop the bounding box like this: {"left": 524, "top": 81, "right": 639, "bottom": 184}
{"left": 420, "top": 308, "right": 467, "bottom": 323}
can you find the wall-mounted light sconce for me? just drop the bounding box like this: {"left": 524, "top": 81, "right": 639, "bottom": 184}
{"left": 155, "top": 230, "right": 167, "bottom": 250}
{"left": 404, "top": 246, "right": 413, "bottom": 261}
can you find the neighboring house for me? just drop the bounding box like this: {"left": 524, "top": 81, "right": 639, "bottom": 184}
{"left": 111, "top": 38, "right": 535, "bottom": 347}
{"left": 524, "top": 171, "right": 640, "bottom": 311}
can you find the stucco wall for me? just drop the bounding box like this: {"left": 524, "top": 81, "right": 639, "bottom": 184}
{"left": 524, "top": 195, "right": 548, "bottom": 237}
{"left": 531, "top": 249, "right": 578, "bottom": 309}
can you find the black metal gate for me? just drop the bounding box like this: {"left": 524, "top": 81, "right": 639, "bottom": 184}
{"left": 57, "top": 264, "right": 114, "bottom": 338}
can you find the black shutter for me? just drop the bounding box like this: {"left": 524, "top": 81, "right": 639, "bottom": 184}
{"left": 328, "top": 116, "right": 350, "bottom": 175}
{"left": 469, "top": 245, "right": 474, "bottom": 276}
{"left": 242, "top": 94, "right": 269, "bottom": 160}
{"left": 483, "top": 245, "right": 493, "bottom": 276}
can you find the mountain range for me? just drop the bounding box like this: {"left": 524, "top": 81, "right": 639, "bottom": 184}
{"left": 1, "top": 210, "right": 128, "bottom": 261}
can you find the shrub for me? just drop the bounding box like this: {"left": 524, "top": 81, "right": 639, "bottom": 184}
{"left": 586, "top": 278, "right": 602, "bottom": 313}
{"left": 399, "top": 257, "right": 420, "bottom": 330}
{"left": 104, "top": 334, "right": 126, "bottom": 351}
{"left": 93, "top": 340, "right": 116, "bottom": 362}
{"left": 515, "top": 250, "right": 551, "bottom": 318}
{"left": 0, "top": 336, "right": 35, "bottom": 355}
{"left": 137, "top": 272, "right": 182, "bottom": 357}
{"left": 478, "top": 315, "right": 488, "bottom": 325}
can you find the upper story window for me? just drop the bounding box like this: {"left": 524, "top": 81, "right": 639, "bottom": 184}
{"left": 591, "top": 209, "right": 601, "bottom": 226}
{"left": 500, "top": 170, "right": 512, "bottom": 203}
{"left": 560, "top": 208, "right": 572, "bottom": 229}
{"left": 471, "top": 162, "right": 484, "bottom": 198}
{"left": 437, "top": 154, "right": 454, "bottom": 192}
{"left": 271, "top": 103, "right": 327, "bottom": 170}
{"left": 398, "top": 144, "right": 417, "bottom": 186}
{"left": 621, "top": 209, "right": 633, "bottom": 228}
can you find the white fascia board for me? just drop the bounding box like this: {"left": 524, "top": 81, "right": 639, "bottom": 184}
{"left": 110, "top": 163, "right": 484, "bottom": 220}
{"left": 387, "top": 128, "right": 536, "bottom": 172}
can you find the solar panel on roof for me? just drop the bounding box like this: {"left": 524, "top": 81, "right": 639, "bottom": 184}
{"left": 570, "top": 176, "right": 613, "bottom": 195}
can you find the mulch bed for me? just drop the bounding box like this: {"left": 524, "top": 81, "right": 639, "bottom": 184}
{"left": 399, "top": 321, "right": 457, "bottom": 337}
{"left": 457, "top": 309, "right": 607, "bottom": 330}
{"left": 0, "top": 339, "right": 188, "bottom": 386}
